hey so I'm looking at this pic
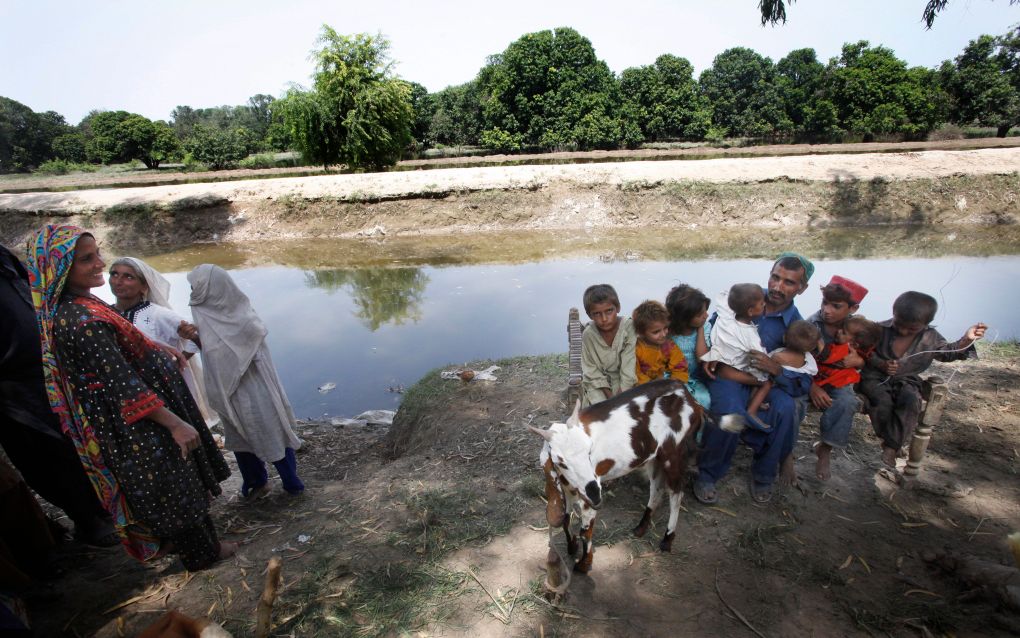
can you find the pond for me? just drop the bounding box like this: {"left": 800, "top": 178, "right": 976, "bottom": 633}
{"left": 94, "top": 226, "right": 1020, "bottom": 420}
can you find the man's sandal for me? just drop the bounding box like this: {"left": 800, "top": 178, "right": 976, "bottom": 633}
{"left": 750, "top": 479, "right": 774, "bottom": 503}
{"left": 693, "top": 480, "right": 718, "bottom": 505}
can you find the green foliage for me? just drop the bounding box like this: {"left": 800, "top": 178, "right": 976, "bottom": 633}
{"left": 699, "top": 47, "right": 792, "bottom": 137}
{"left": 478, "top": 27, "right": 627, "bottom": 150}
{"left": 34, "top": 159, "right": 98, "bottom": 175}
{"left": 775, "top": 48, "right": 824, "bottom": 135}
{"left": 282, "top": 27, "right": 413, "bottom": 170}
{"left": 943, "top": 29, "right": 1020, "bottom": 137}
{"left": 620, "top": 54, "right": 712, "bottom": 142}
{"left": 479, "top": 127, "right": 524, "bottom": 152}
{"left": 184, "top": 125, "right": 250, "bottom": 169}
{"left": 820, "top": 41, "right": 943, "bottom": 139}
{"left": 81, "top": 111, "right": 180, "bottom": 168}
{"left": 428, "top": 81, "right": 484, "bottom": 147}
{"left": 0, "top": 97, "right": 71, "bottom": 172}
{"left": 51, "top": 132, "right": 87, "bottom": 162}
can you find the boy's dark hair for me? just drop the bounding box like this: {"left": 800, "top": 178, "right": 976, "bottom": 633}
{"left": 785, "top": 320, "right": 820, "bottom": 354}
{"left": 892, "top": 291, "right": 938, "bottom": 325}
{"left": 845, "top": 316, "right": 882, "bottom": 350}
{"left": 583, "top": 284, "right": 620, "bottom": 315}
{"left": 632, "top": 300, "right": 670, "bottom": 335}
{"left": 821, "top": 282, "right": 854, "bottom": 306}
{"left": 728, "top": 283, "right": 764, "bottom": 319}
{"left": 665, "top": 284, "right": 709, "bottom": 335}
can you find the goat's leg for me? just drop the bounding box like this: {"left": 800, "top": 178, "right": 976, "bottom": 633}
{"left": 634, "top": 465, "right": 663, "bottom": 538}
{"left": 659, "top": 489, "right": 683, "bottom": 552}
{"left": 561, "top": 489, "right": 579, "bottom": 556}
{"left": 574, "top": 506, "right": 598, "bottom": 573}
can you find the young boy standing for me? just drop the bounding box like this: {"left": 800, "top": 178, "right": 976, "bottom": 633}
{"left": 580, "top": 284, "right": 637, "bottom": 407}
{"left": 859, "top": 291, "right": 987, "bottom": 468}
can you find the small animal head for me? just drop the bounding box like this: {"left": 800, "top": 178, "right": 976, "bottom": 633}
{"left": 531, "top": 402, "right": 603, "bottom": 509}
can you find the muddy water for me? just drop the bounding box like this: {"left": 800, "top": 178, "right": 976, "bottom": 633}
{"left": 95, "top": 227, "right": 1020, "bottom": 419}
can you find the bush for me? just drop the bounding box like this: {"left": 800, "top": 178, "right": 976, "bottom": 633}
{"left": 34, "top": 159, "right": 98, "bottom": 175}
{"left": 181, "top": 152, "right": 209, "bottom": 173}
{"left": 479, "top": 128, "right": 524, "bottom": 153}
{"left": 184, "top": 126, "right": 250, "bottom": 170}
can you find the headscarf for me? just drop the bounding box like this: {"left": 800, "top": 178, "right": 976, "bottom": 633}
{"left": 26, "top": 225, "right": 160, "bottom": 561}
{"left": 188, "top": 264, "right": 267, "bottom": 400}
{"left": 776, "top": 251, "right": 815, "bottom": 284}
{"left": 117, "top": 256, "right": 172, "bottom": 308}
{"left": 116, "top": 256, "right": 218, "bottom": 424}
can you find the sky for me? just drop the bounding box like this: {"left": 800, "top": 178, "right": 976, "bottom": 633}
{"left": 1, "top": 0, "right": 1017, "bottom": 124}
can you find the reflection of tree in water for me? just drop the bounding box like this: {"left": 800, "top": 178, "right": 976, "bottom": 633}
{"left": 304, "top": 267, "right": 429, "bottom": 330}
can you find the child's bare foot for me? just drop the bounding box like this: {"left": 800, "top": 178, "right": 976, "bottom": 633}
{"left": 217, "top": 541, "right": 238, "bottom": 561}
{"left": 779, "top": 455, "right": 798, "bottom": 487}
{"left": 814, "top": 442, "right": 832, "bottom": 481}
{"left": 881, "top": 446, "right": 898, "bottom": 468}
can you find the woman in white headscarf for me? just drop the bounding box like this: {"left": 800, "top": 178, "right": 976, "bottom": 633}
{"left": 187, "top": 264, "right": 304, "bottom": 498}
{"left": 108, "top": 258, "right": 217, "bottom": 425}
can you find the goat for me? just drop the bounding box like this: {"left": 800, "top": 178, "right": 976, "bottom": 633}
{"left": 531, "top": 378, "right": 703, "bottom": 585}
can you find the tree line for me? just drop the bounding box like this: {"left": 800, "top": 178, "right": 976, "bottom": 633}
{"left": 1, "top": 24, "right": 1017, "bottom": 174}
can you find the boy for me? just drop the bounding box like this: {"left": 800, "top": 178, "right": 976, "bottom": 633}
{"left": 859, "top": 291, "right": 986, "bottom": 468}
{"left": 580, "top": 284, "right": 637, "bottom": 407}
{"left": 806, "top": 274, "right": 870, "bottom": 481}
{"left": 632, "top": 300, "right": 688, "bottom": 385}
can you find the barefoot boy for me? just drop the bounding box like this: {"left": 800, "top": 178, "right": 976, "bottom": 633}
{"left": 580, "top": 284, "right": 637, "bottom": 407}
{"left": 859, "top": 291, "right": 987, "bottom": 468}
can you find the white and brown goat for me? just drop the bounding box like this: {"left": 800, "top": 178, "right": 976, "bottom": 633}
{"left": 531, "top": 378, "right": 703, "bottom": 585}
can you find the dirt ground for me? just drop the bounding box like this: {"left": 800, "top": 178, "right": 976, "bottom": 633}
{"left": 26, "top": 343, "right": 1020, "bottom": 637}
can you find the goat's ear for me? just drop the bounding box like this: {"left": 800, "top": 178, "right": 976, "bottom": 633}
{"left": 529, "top": 425, "right": 554, "bottom": 441}
{"left": 566, "top": 400, "right": 581, "bottom": 427}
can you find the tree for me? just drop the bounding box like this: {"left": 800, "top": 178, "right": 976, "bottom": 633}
{"left": 0, "top": 97, "right": 70, "bottom": 172}
{"left": 820, "top": 41, "right": 942, "bottom": 139}
{"left": 758, "top": 0, "right": 1020, "bottom": 29}
{"left": 478, "top": 27, "right": 626, "bottom": 150}
{"left": 282, "top": 27, "right": 413, "bottom": 170}
{"left": 699, "top": 47, "right": 791, "bottom": 137}
{"left": 185, "top": 125, "right": 250, "bottom": 169}
{"left": 775, "top": 48, "right": 824, "bottom": 135}
{"left": 82, "top": 111, "right": 180, "bottom": 168}
{"left": 944, "top": 30, "right": 1020, "bottom": 136}
{"left": 428, "top": 81, "right": 484, "bottom": 147}
{"left": 620, "top": 54, "right": 711, "bottom": 142}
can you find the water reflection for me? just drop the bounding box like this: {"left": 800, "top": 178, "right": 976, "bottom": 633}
{"left": 92, "top": 227, "right": 1020, "bottom": 420}
{"left": 304, "top": 268, "right": 429, "bottom": 330}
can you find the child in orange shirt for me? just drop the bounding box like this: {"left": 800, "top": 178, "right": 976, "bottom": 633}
{"left": 814, "top": 316, "right": 881, "bottom": 389}
{"left": 633, "top": 300, "right": 689, "bottom": 384}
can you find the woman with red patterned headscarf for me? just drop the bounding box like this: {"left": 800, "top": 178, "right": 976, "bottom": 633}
{"left": 26, "top": 225, "right": 234, "bottom": 570}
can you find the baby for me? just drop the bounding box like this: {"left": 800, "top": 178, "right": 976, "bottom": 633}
{"left": 701, "top": 283, "right": 768, "bottom": 382}
{"left": 742, "top": 320, "right": 820, "bottom": 431}
{"left": 815, "top": 315, "right": 882, "bottom": 389}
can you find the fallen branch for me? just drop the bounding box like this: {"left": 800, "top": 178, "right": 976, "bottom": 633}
{"left": 255, "top": 556, "right": 283, "bottom": 638}
{"left": 715, "top": 571, "right": 768, "bottom": 638}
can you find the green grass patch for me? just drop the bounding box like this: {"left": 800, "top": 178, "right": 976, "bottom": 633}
{"left": 277, "top": 561, "right": 470, "bottom": 637}
{"left": 400, "top": 486, "right": 530, "bottom": 559}
{"left": 978, "top": 338, "right": 1020, "bottom": 360}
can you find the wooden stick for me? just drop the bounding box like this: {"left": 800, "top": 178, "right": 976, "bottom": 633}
{"left": 255, "top": 556, "right": 283, "bottom": 638}
{"left": 715, "top": 571, "right": 768, "bottom": 638}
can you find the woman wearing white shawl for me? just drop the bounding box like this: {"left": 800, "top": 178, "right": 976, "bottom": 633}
{"left": 108, "top": 257, "right": 217, "bottom": 425}
{"left": 187, "top": 264, "right": 304, "bottom": 497}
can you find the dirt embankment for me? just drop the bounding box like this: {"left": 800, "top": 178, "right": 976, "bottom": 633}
{"left": 1, "top": 146, "right": 1019, "bottom": 251}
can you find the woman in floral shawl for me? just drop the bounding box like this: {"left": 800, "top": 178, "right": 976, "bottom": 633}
{"left": 26, "top": 225, "right": 234, "bottom": 570}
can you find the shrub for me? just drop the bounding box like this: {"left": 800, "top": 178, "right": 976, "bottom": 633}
{"left": 185, "top": 125, "right": 249, "bottom": 170}
{"left": 34, "top": 159, "right": 98, "bottom": 175}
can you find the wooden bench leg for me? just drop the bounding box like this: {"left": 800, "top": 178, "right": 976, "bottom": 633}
{"left": 904, "top": 377, "right": 947, "bottom": 478}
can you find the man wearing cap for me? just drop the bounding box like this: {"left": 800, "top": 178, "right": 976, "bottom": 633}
{"left": 804, "top": 275, "right": 868, "bottom": 481}
{"left": 695, "top": 252, "right": 814, "bottom": 504}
